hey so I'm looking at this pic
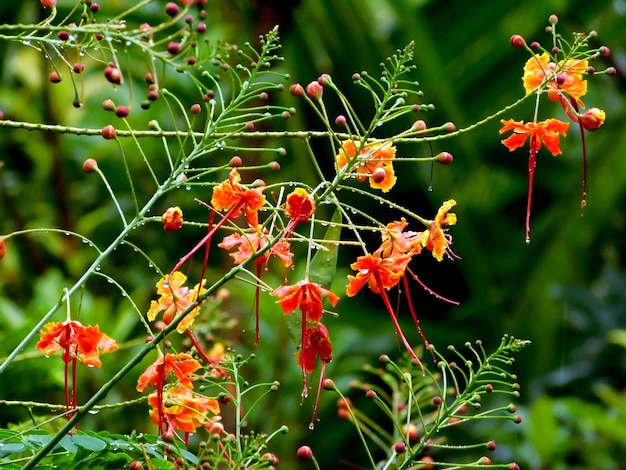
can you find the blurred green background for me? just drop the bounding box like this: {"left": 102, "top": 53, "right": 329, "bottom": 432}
{"left": 1, "top": 0, "right": 625, "bottom": 468}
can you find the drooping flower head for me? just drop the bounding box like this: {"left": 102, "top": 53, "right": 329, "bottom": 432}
{"left": 148, "top": 386, "right": 219, "bottom": 434}
{"left": 136, "top": 352, "right": 202, "bottom": 392}
{"left": 296, "top": 323, "right": 333, "bottom": 374}
{"left": 218, "top": 229, "right": 293, "bottom": 267}
{"left": 147, "top": 271, "right": 206, "bottom": 333}
{"left": 36, "top": 320, "right": 118, "bottom": 367}
{"left": 420, "top": 199, "right": 458, "bottom": 262}
{"left": 211, "top": 169, "right": 265, "bottom": 228}
{"left": 272, "top": 280, "right": 339, "bottom": 324}
{"left": 285, "top": 188, "right": 316, "bottom": 225}
{"left": 346, "top": 253, "right": 411, "bottom": 297}
{"left": 336, "top": 140, "right": 397, "bottom": 192}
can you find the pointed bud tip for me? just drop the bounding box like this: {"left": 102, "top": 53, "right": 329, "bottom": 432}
{"left": 510, "top": 35, "right": 526, "bottom": 48}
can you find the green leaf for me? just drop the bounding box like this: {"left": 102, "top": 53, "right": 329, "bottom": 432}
{"left": 70, "top": 434, "right": 107, "bottom": 452}
{"left": 0, "top": 442, "right": 27, "bottom": 459}
{"left": 284, "top": 207, "right": 342, "bottom": 347}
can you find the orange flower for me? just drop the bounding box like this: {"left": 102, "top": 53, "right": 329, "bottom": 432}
{"left": 336, "top": 140, "right": 397, "bottom": 192}
{"left": 579, "top": 107, "right": 605, "bottom": 131}
{"left": 218, "top": 229, "right": 293, "bottom": 267}
{"left": 420, "top": 199, "right": 457, "bottom": 262}
{"left": 148, "top": 386, "right": 219, "bottom": 434}
{"left": 147, "top": 271, "right": 206, "bottom": 333}
{"left": 136, "top": 352, "right": 202, "bottom": 392}
{"left": 346, "top": 253, "right": 411, "bottom": 297}
{"left": 36, "top": 320, "right": 118, "bottom": 367}
{"left": 500, "top": 118, "right": 569, "bottom": 156}
{"left": 296, "top": 323, "right": 332, "bottom": 374}
{"left": 211, "top": 169, "right": 265, "bottom": 228}
{"left": 522, "top": 53, "right": 588, "bottom": 102}
{"left": 272, "top": 280, "right": 339, "bottom": 323}
{"left": 374, "top": 218, "right": 424, "bottom": 259}
{"left": 284, "top": 188, "right": 316, "bottom": 225}
{"left": 162, "top": 206, "right": 183, "bottom": 232}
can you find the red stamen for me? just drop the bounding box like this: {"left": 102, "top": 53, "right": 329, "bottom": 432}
{"left": 301, "top": 310, "right": 308, "bottom": 401}
{"left": 308, "top": 361, "right": 326, "bottom": 430}
{"left": 401, "top": 275, "right": 433, "bottom": 368}
{"left": 526, "top": 141, "right": 537, "bottom": 244}
{"left": 570, "top": 97, "right": 588, "bottom": 213}
{"left": 406, "top": 267, "right": 460, "bottom": 306}
{"left": 373, "top": 270, "right": 422, "bottom": 369}
{"left": 254, "top": 259, "right": 263, "bottom": 345}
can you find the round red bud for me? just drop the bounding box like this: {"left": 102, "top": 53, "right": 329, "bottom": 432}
{"left": 281, "top": 111, "right": 291, "bottom": 119}
{"left": 432, "top": 395, "right": 442, "bottom": 407}
{"left": 90, "top": 3, "right": 99, "bottom": 13}
{"left": 587, "top": 66, "right": 596, "bottom": 75}
{"left": 49, "top": 71, "right": 62, "bottom": 83}
{"left": 401, "top": 423, "right": 419, "bottom": 442}
{"left": 165, "top": 2, "right": 179, "bottom": 16}
{"left": 229, "top": 156, "right": 242, "bottom": 167}
{"left": 289, "top": 83, "right": 304, "bottom": 97}
{"left": 600, "top": 46, "right": 611, "bottom": 58}
{"left": 412, "top": 119, "right": 427, "bottom": 131}
{"left": 371, "top": 167, "right": 387, "bottom": 184}
{"left": 306, "top": 81, "right": 323, "bottom": 100}
{"left": 101, "top": 125, "right": 117, "bottom": 140}
{"left": 144, "top": 72, "right": 154, "bottom": 84}
{"left": 245, "top": 121, "right": 255, "bottom": 130}
{"left": 115, "top": 105, "right": 130, "bottom": 118}
{"left": 209, "top": 422, "right": 224, "bottom": 435}
{"left": 335, "top": 115, "right": 347, "bottom": 127}
{"left": 104, "top": 66, "right": 122, "bottom": 85}
{"left": 82, "top": 158, "right": 98, "bottom": 173}
{"left": 530, "top": 41, "right": 540, "bottom": 50}
{"left": 552, "top": 46, "right": 559, "bottom": 54}
{"left": 0, "top": 236, "right": 6, "bottom": 260}
{"left": 479, "top": 457, "right": 492, "bottom": 465}
{"left": 296, "top": 446, "right": 313, "bottom": 460}
{"left": 487, "top": 440, "right": 497, "bottom": 451}
{"left": 548, "top": 14, "right": 558, "bottom": 24}
{"left": 580, "top": 108, "right": 605, "bottom": 131}
{"left": 514, "top": 415, "right": 522, "bottom": 424}
{"left": 41, "top": 0, "right": 57, "bottom": 7}
{"left": 261, "top": 453, "right": 279, "bottom": 465}
{"left": 337, "top": 408, "right": 350, "bottom": 420}
{"left": 73, "top": 63, "right": 84, "bottom": 73}
{"left": 393, "top": 442, "right": 406, "bottom": 454}
{"left": 148, "top": 90, "right": 159, "bottom": 101}
{"left": 129, "top": 461, "right": 144, "bottom": 470}
{"left": 197, "top": 23, "right": 207, "bottom": 33}
{"left": 321, "top": 378, "right": 334, "bottom": 390}
{"left": 167, "top": 42, "right": 180, "bottom": 55}
{"left": 444, "top": 122, "right": 456, "bottom": 132}
{"left": 58, "top": 30, "right": 69, "bottom": 41}
{"left": 510, "top": 35, "right": 526, "bottom": 48}
{"left": 607, "top": 67, "right": 617, "bottom": 76}
{"left": 317, "top": 73, "right": 331, "bottom": 85}
{"left": 510, "top": 464, "right": 521, "bottom": 470}
{"left": 190, "top": 103, "right": 201, "bottom": 114}
{"left": 277, "top": 147, "right": 287, "bottom": 156}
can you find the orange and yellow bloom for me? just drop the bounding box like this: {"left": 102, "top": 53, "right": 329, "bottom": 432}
{"left": 162, "top": 206, "right": 184, "bottom": 232}
{"left": 336, "top": 140, "right": 397, "bottom": 192}
{"left": 148, "top": 386, "right": 219, "bottom": 434}
{"left": 36, "top": 320, "right": 118, "bottom": 367}
{"left": 522, "top": 52, "right": 588, "bottom": 103}
{"left": 136, "top": 352, "right": 202, "bottom": 392}
{"left": 211, "top": 169, "right": 265, "bottom": 228}
{"left": 500, "top": 118, "right": 569, "bottom": 156}
{"left": 346, "top": 253, "right": 411, "bottom": 297}
{"left": 419, "top": 199, "right": 458, "bottom": 262}
{"left": 273, "top": 280, "right": 339, "bottom": 323}
{"left": 147, "top": 271, "right": 206, "bottom": 333}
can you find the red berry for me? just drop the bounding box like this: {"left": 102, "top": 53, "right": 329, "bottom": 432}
{"left": 190, "top": 103, "right": 201, "bottom": 114}
{"left": 165, "top": 2, "right": 179, "bottom": 16}
{"left": 58, "top": 30, "right": 69, "bottom": 41}
{"left": 393, "top": 442, "right": 406, "bottom": 454}
{"left": 167, "top": 42, "right": 180, "bottom": 55}
{"left": 335, "top": 115, "right": 346, "bottom": 127}
{"left": 104, "top": 65, "right": 122, "bottom": 85}
{"left": 48, "top": 71, "right": 62, "bottom": 83}
{"left": 115, "top": 105, "right": 130, "bottom": 118}
{"left": 73, "top": 63, "right": 85, "bottom": 73}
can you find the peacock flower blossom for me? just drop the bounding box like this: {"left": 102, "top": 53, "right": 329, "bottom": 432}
{"left": 346, "top": 253, "right": 411, "bottom": 297}
{"left": 420, "top": 199, "right": 458, "bottom": 262}
{"left": 162, "top": 206, "right": 184, "bottom": 232}
{"left": 136, "top": 352, "right": 202, "bottom": 392}
{"left": 272, "top": 280, "right": 339, "bottom": 324}
{"left": 211, "top": 169, "right": 265, "bottom": 228}
{"left": 374, "top": 218, "right": 424, "bottom": 259}
{"left": 336, "top": 140, "right": 397, "bottom": 192}
{"left": 579, "top": 107, "right": 605, "bottom": 131}
{"left": 296, "top": 323, "right": 332, "bottom": 374}
{"left": 522, "top": 53, "right": 588, "bottom": 103}
{"left": 148, "top": 386, "right": 219, "bottom": 434}
{"left": 147, "top": 271, "right": 206, "bottom": 333}
{"left": 500, "top": 118, "right": 569, "bottom": 156}
{"left": 36, "top": 320, "right": 118, "bottom": 367}
{"left": 218, "top": 229, "right": 293, "bottom": 267}
{"left": 284, "top": 188, "right": 316, "bottom": 225}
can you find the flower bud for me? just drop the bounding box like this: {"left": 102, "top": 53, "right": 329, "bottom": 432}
{"left": 371, "top": 167, "right": 387, "bottom": 184}
{"left": 41, "top": 0, "right": 56, "bottom": 7}
{"left": 162, "top": 206, "right": 184, "bottom": 232}
{"left": 230, "top": 156, "right": 242, "bottom": 167}
{"left": 190, "top": 103, "right": 201, "bottom": 114}
{"left": 579, "top": 108, "right": 605, "bottom": 131}
{"left": 548, "top": 14, "right": 558, "bottom": 25}
{"left": 115, "top": 105, "right": 130, "bottom": 118}
{"left": 296, "top": 446, "right": 313, "bottom": 460}
{"left": 510, "top": 35, "right": 526, "bottom": 48}
{"left": 104, "top": 65, "right": 122, "bottom": 85}
{"left": 393, "top": 442, "right": 406, "bottom": 454}
{"left": 129, "top": 461, "right": 144, "bottom": 470}
{"left": 209, "top": 422, "right": 224, "bottom": 435}
{"left": 0, "top": 236, "right": 6, "bottom": 260}
{"left": 600, "top": 46, "right": 610, "bottom": 58}
{"left": 82, "top": 158, "right": 98, "bottom": 173}
{"left": 48, "top": 71, "right": 62, "bottom": 83}
{"left": 101, "top": 125, "right": 117, "bottom": 140}
{"left": 436, "top": 151, "right": 453, "bottom": 165}
{"left": 306, "top": 81, "right": 323, "bottom": 100}
{"left": 289, "top": 83, "right": 304, "bottom": 97}
{"left": 167, "top": 42, "right": 181, "bottom": 55}
{"left": 165, "top": 2, "right": 179, "bottom": 16}
{"left": 412, "top": 119, "right": 427, "bottom": 131}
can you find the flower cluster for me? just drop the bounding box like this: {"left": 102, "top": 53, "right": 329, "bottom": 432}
{"left": 502, "top": 16, "right": 613, "bottom": 242}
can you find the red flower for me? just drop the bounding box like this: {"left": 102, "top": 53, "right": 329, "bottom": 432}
{"left": 296, "top": 323, "right": 333, "bottom": 374}
{"left": 148, "top": 386, "right": 219, "bottom": 434}
{"left": 136, "top": 352, "right": 202, "bottom": 392}
{"left": 36, "top": 320, "right": 118, "bottom": 367}
{"left": 273, "top": 280, "right": 339, "bottom": 324}
{"left": 218, "top": 229, "right": 293, "bottom": 267}
{"left": 147, "top": 271, "right": 205, "bottom": 333}
{"left": 336, "top": 140, "right": 397, "bottom": 192}
{"left": 162, "top": 206, "right": 184, "bottom": 232}
{"left": 211, "top": 169, "right": 265, "bottom": 228}
{"left": 346, "top": 253, "right": 411, "bottom": 297}
{"left": 419, "top": 199, "right": 458, "bottom": 262}
{"left": 500, "top": 118, "right": 569, "bottom": 156}
{"left": 284, "top": 188, "right": 316, "bottom": 225}
{"left": 374, "top": 218, "right": 423, "bottom": 259}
